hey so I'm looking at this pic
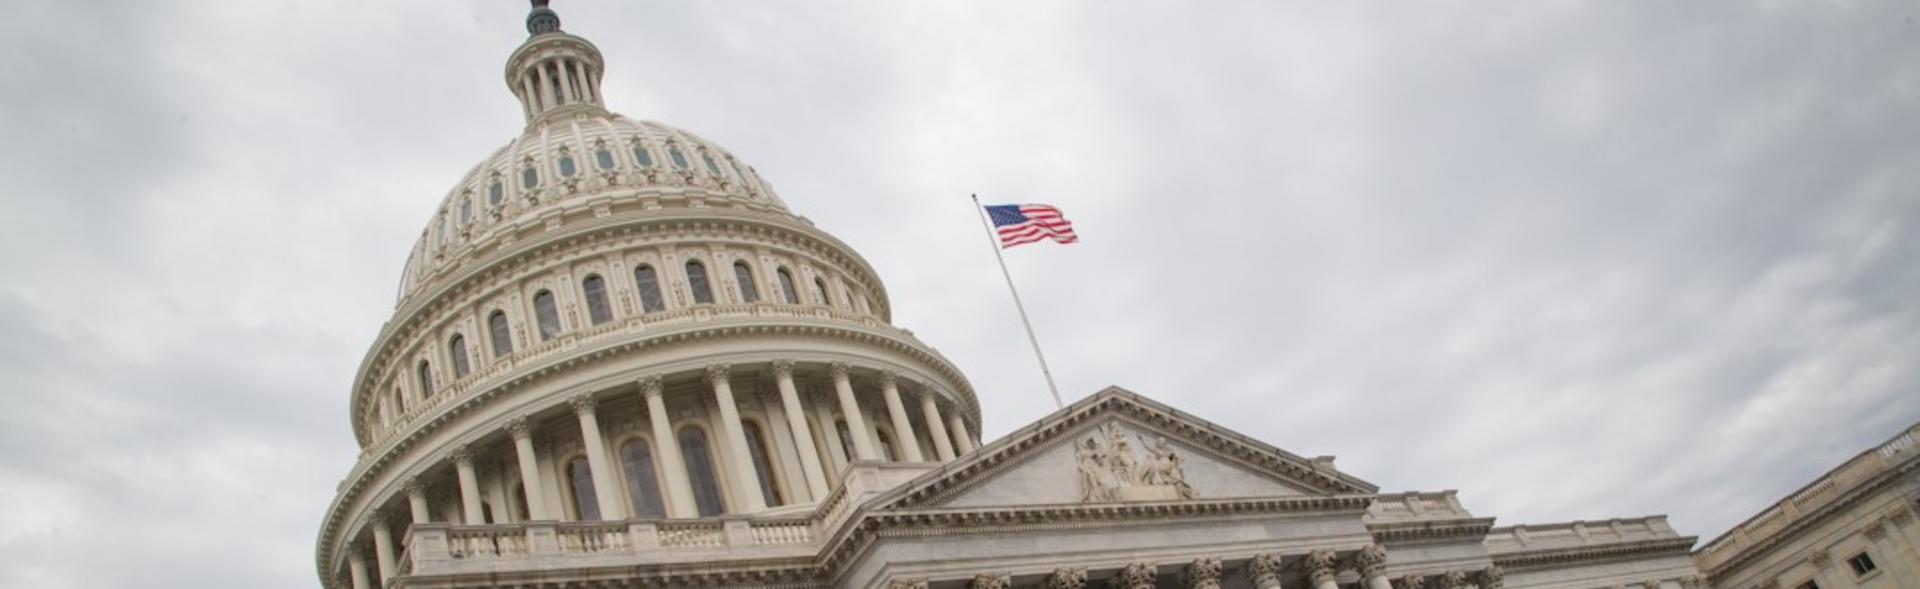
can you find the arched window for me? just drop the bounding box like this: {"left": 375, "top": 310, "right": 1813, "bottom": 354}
{"left": 815, "top": 277, "right": 832, "bottom": 307}
{"left": 679, "top": 428, "right": 725, "bottom": 516}
{"left": 511, "top": 482, "right": 530, "bottom": 520}
{"left": 701, "top": 152, "right": 722, "bottom": 176}
{"left": 777, "top": 268, "right": 799, "bottom": 304}
{"left": 620, "top": 439, "right": 666, "bottom": 518}
{"left": 685, "top": 261, "right": 714, "bottom": 305}
{"left": 835, "top": 420, "right": 857, "bottom": 462}
{"left": 668, "top": 146, "right": 689, "bottom": 170}
{"left": 633, "top": 265, "right": 666, "bottom": 313}
{"left": 631, "top": 143, "right": 655, "bottom": 168}
{"left": 533, "top": 290, "right": 561, "bottom": 341}
{"left": 582, "top": 275, "right": 612, "bottom": 325}
{"left": 568, "top": 456, "right": 601, "bottom": 520}
{"left": 733, "top": 261, "right": 760, "bottom": 303}
{"left": 448, "top": 334, "right": 471, "bottom": 378}
{"left": 876, "top": 429, "right": 897, "bottom": 462}
{"left": 488, "top": 310, "right": 513, "bottom": 357}
{"left": 416, "top": 360, "right": 434, "bottom": 398}
{"left": 742, "top": 422, "right": 784, "bottom": 506}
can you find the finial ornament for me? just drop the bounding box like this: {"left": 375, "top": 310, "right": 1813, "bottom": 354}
{"left": 526, "top": 0, "right": 562, "bottom": 35}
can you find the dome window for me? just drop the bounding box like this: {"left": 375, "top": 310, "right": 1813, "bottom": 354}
{"left": 733, "top": 261, "right": 760, "bottom": 303}
{"left": 488, "top": 310, "right": 513, "bottom": 357}
{"left": 776, "top": 268, "right": 800, "bottom": 304}
{"left": 487, "top": 178, "right": 504, "bottom": 207}
{"left": 594, "top": 147, "right": 615, "bottom": 170}
{"left": 416, "top": 360, "right": 434, "bottom": 398}
{"left": 567, "top": 456, "right": 600, "bottom": 520}
{"left": 743, "top": 421, "right": 784, "bottom": 506}
{"left": 631, "top": 144, "right": 654, "bottom": 168}
{"left": 582, "top": 274, "right": 612, "bottom": 325}
{"left": 678, "top": 428, "right": 725, "bottom": 516}
{"left": 620, "top": 439, "right": 666, "bottom": 518}
{"left": 558, "top": 153, "right": 578, "bottom": 178}
{"left": 701, "top": 153, "right": 721, "bottom": 176}
{"left": 533, "top": 290, "right": 561, "bottom": 341}
{"left": 448, "top": 334, "right": 471, "bottom": 378}
{"left": 815, "top": 277, "right": 833, "bottom": 307}
{"left": 668, "top": 146, "right": 689, "bottom": 170}
{"left": 521, "top": 166, "right": 540, "bottom": 190}
{"left": 458, "top": 196, "right": 473, "bottom": 226}
{"left": 685, "top": 261, "right": 714, "bottom": 304}
{"left": 633, "top": 264, "right": 666, "bottom": 313}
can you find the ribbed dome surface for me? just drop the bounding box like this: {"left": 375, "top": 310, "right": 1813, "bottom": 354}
{"left": 396, "top": 113, "right": 790, "bottom": 302}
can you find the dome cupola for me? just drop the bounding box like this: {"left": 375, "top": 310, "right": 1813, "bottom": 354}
{"left": 506, "top": 0, "right": 606, "bottom": 127}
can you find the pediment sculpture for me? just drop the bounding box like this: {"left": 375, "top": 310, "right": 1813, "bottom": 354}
{"left": 1076, "top": 423, "right": 1198, "bottom": 502}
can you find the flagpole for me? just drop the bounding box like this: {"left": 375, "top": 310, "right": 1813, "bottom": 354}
{"left": 972, "top": 194, "right": 1065, "bottom": 409}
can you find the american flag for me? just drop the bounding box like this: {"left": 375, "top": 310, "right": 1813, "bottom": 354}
{"left": 984, "top": 204, "right": 1079, "bottom": 248}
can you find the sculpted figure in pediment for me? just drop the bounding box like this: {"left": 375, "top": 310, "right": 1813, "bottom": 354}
{"left": 1077, "top": 423, "right": 1198, "bottom": 502}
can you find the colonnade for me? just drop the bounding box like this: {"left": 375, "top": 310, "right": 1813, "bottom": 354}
{"left": 341, "top": 359, "right": 977, "bottom": 589}
{"left": 887, "top": 548, "right": 1506, "bottom": 589}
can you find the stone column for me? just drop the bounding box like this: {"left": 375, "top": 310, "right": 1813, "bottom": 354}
{"left": 1350, "top": 544, "right": 1392, "bottom": 589}
{"left": 949, "top": 413, "right": 977, "bottom": 454}
{"left": 1301, "top": 548, "right": 1339, "bottom": 589}
{"left": 1119, "top": 562, "right": 1158, "bottom": 589}
{"left": 831, "top": 362, "right": 878, "bottom": 460}
{"left": 1183, "top": 557, "right": 1223, "bottom": 589}
{"left": 406, "top": 479, "right": 431, "bottom": 525}
{"left": 639, "top": 376, "right": 698, "bottom": 517}
{"left": 347, "top": 549, "right": 372, "bottom": 589}
{"left": 879, "top": 371, "right": 925, "bottom": 462}
{"left": 1043, "top": 568, "right": 1088, "bottom": 589}
{"left": 708, "top": 364, "right": 767, "bottom": 511}
{"left": 971, "top": 573, "right": 1013, "bottom": 589}
{"left": 370, "top": 516, "right": 397, "bottom": 585}
{"left": 535, "top": 63, "right": 555, "bottom": 114}
{"left": 570, "top": 394, "right": 626, "bottom": 520}
{"left": 813, "top": 390, "right": 849, "bottom": 475}
{"left": 920, "top": 392, "right": 956, "bottom": 461}
{"left": 772, "top": 361, "right": 830, "bottom": 499}
{"left": 452, "top": 445, "right": 485, "bottom": 524}
{"left": 1475, "top": 565, "right": 1504, "bottom": 589}
{"left": 1865, "top": 522, "right": 1919, "bottom": 588}
{"left": 1247, "top": 553, "right": 1285, "bottom": 589}
{"left": 506, "top": 418, "right": 550, "bottom": 520}
{"left": 1806, "top": 551, "right": 1837, "bottom": 589}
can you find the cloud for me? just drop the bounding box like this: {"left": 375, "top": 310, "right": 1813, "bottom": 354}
{"left": 0, "top": 1, "right": 1915, "bottom": 587}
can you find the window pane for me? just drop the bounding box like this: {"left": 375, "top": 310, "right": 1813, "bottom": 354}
{"left": 521, "top": 167, "right": 539, "bottom": 189}
{"left": 595, "top": 149, "right": 615, "bottom": 170}
{"left": 632, "top": 145, "right": 654, "bottom": 167}
{"left": 489, "top": 311, "right": 514, "bottom": 357}
{"left": 669, "top": 147, "right": 688, "bottom": 170}
{"left": 777, "top": 269, "right": 799, "bottom": 304}
{"left": 733, "top": 262, "right": 759, "bottom": 303}
{"left": 743, "top": 422, "right": 782, "bottom": 506}
{"left": 686, "top": 261, "right": 713, "bottom": 304}
{"left": 583, "top": 275, "right": 612, "bottom": 325}
{"left": 458, "top": 198, "right": 473, "bottom": 225}
{"left": 815, "top": 278, "right": 832, "bottom": 307}
{"left": 488, "top": 180, "right": 504, "bottom": 207}
{"left": 449, "top": 335, "right": 471, "bottom": 378}
{"left": 416, "top": 361, "right": 434, "bottom": 397}
{"left": 569, "top": 457, "right": 601, "bottom": 520}
{"left": 835, "top": 421, "right": 856, "bottom": 461}
{"left": 620, "top": 440, "right": 665, "bottom": 518}
{"left": 877, "top": 430, "right": 896, "bottom": 462}
{"left": 534, "top": 290, "right": 561, "bottom": 341}
{"left": 702, "top": 154, "right": 721, "bottom": 176}
{"left": 558, "top": 155, "right": 577, "bottom": 178}
{"left": 634, "top": 265, "right": 665, "bottom": 312}
{"left": 679, "top": 429, "right": 725, "bottom": 516}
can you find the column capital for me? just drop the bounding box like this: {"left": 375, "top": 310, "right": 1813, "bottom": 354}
{"left": 877, "top": 369, "right": 898, "bottom": 387}
{"left": 1348, "top": 544, "right": 1388, "bottom": 578}
{"left": 506, "top": 416, "right": 534, "bottom": 441}
{"left": 970, "top": 574, "right": 1013, "bottom": 589}
{"left": 1181, "top": 557, "right": 1222, "bottom": 589}
{"left": 1808, "top": 550, "right": 1834, "bottom": 570}
{"left": 1887, "top": 505, "right": 1914, "bottom": 526}
{"left": 368, "top": 512, "right": 389, "bottom": 528}
{"left": 829, "top": 361, "right": 851, "bottom": 381}
{"left": 1678, "top": 574, "right": 1707, "bottom": 589}
{"left": 405, "top": 477, "right": 428, "bottom": 497}
{"left": 771, "top": 359, "right": 796, "bottom": 378}
{"left": 1435, "top": 570, "right": 1468, "bottom": 589}
{"left": 887, "top": 579, "right": 929, "bottom": 589}
{"left": 1246, "top": 553, "right": 1285, "bottom": 588}
{"left": 1300, "top": 548, "right": 1338, "bottom": 586}
{"left": 1863, "top": 522, "right": 1889, "bottom": 540}
{"left": 570, "top": 393, "right": 599, "bottom": 416}
{"left": 1042, "top": 568, "right": 1087, "bottom": 589}
{"left": 450, "top": 444, "right": 475, "bottom": 466}
{"left": 1476, "top": 565, "right": 1505, "bottom": 589}
{"left": 1119, "top": 562, "right": 1157, "bottom": 589}
{"left": 638, "top": 374, "right": 664, "bottom": 397}
{"left": 706, "top": 363, "right": 731, "bottom": 385}
{"left": 1395, "top": 574, "right": 1428, "bottom": 589}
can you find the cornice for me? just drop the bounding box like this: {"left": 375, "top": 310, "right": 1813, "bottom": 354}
{"left": 1699, "top": 450, "right": 1920, "bottom": 580}
{"left": 1493, "top": 536, "right": 1697, "bottom": 571}
{"left": 1367, "top": 517, "right": 1498, "bottom": 545}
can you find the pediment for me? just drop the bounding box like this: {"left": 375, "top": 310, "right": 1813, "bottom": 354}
{"left": 873, "top": 387, "right": 1376, "bottom": 511}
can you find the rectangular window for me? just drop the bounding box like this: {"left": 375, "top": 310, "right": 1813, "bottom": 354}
{"left": 1848, "top": 552, "right": 1876, "bottom": 576}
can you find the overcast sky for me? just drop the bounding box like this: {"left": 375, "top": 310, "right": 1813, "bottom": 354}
{"left": 3, "top": 1, "right": 1918, "bottom": 587}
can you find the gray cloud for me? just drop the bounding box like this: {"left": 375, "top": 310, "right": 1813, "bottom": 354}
{"left": 1, "top": 1, "right": 1916, "bottom": 587}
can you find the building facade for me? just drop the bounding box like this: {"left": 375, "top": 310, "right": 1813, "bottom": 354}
{"left": 316, "top": 4, "right": 1718, "bottom": 588}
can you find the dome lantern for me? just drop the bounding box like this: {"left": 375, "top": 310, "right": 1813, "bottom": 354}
{"left": 506, "top": 1, "right": 606, "bottom": 126}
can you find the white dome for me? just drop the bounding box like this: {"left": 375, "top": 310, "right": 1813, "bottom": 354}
{"left": 396, "top": 113, "right": 791, "bottom": 303}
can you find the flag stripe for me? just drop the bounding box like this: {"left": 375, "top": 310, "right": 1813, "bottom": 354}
{"left": 984, "top": 203, "right": 1078, "bottom": 248}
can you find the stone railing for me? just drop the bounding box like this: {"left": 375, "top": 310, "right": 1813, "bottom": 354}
{"left": 358, "top": 300, "right": 945, "bottom": 453}
{"left": 403, "top": 516, "right": 821, "bottom": 577}
{"left": 1365, "top": 490, "right": 1473, "bottom": 522}
{"left": 1695, "top": 421, "right": 1920, "bottom": 571}
{"left": 1485, "top": 516, "right": 1680, "bottom": 554}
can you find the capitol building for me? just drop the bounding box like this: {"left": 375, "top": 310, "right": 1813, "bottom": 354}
{"left": 316, "top": 4, "right": 1920, "bottom": 589}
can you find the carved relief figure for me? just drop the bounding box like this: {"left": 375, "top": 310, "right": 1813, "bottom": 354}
{"left": 1076, "top": 423, "right": 1198, "bottom": 502}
